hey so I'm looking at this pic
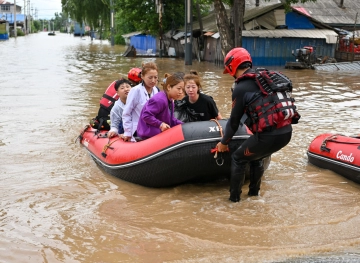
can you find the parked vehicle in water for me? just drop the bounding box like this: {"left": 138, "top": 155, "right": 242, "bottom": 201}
{"left": 285, "top": 46, "right": 336, "bottom": 69}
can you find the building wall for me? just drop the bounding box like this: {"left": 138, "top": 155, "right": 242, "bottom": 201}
{"left": 0, "top": 21, "right": 9, "bottom": 40}
{"left": 202, "top": 36, "right": 335, "bottom": 67}
{"left": 243, "top": 37, "right": 335, "bottom": 66}
{"left": 130, "top": 35, "right": 157, "bottom": 55}
{"left": 0, "top": 4, "right": 21, "bottom": 14}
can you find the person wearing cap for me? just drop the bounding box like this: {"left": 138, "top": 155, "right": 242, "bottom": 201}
{"left": 127, "top": 67, "right": 142, "bottom": 87}
{"left": 216, "top": 47, "right": 293, "bottom": 202}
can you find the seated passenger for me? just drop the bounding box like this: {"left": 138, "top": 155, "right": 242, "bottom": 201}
{"left": 91, "top": 68, "right": 143, "bottom": 131}
{"left": 136, "top": 73, "right": 184, "bottom": 140}
{"left": 122, "top": 62, "right": 160, "bottom": 142}
{"left": 176, "top": 70, "right": 222, "bottom": 122}
{"left": 107, "top": 79, "right": 132, "bottom": 138}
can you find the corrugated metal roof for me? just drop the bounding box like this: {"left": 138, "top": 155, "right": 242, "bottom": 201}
{"left": 191, "top": 4, "right": 284, "bottom": 32}
{"left": 172, "top": 32, "right": 191, "bottom": 40}
{"left": 291, "top": 0, "right": 360, "bottom": 26}
{"left": 172, "top": 31, "right": 185, "bottom": 40}
{"left": 313, "top": 61, "right": 360, "bottom": 71}
{"left": 245, "top": 0, "right": 282, "bottom": 6}
{"left": 121, "top": 31, "right": 142, "bottom": 38}
{"left": 242, "top": 29, "right": 338, "bottom": 43}
{"left": 244, "top": 3, "right": 283, "bottom": 23}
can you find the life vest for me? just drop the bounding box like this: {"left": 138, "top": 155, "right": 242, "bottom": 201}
{"left": 237, "top": 69, "right": 300, "bottom": 133}
{"left": 90, "top": 81, "right": 118, "bottom": 131}
{"left": 99, "top": 81, "right": 118, "bottom": 113}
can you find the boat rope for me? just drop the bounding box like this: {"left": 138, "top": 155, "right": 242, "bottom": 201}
{"left": 321, "top": 134, "right": 360, "bottom": 152}
{"left": 210, "top": 119, "right": 229, "bottom": 166}
{"left": 101, "top": 137, "right": 121, "bottom": 158}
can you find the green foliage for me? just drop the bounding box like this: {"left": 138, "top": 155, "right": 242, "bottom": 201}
{"left": 115, "top": 34, "right": 125, "bottom": 45}
{"left": 61, "top": 0, "right": 110, "bottom": 29}
{"left": 33, "top": 20, "right": 41, "bottom": 32}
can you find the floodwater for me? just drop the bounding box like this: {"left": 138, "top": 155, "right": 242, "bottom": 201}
{"left": 1, "top": 32, "right": 360, "bottom": 263}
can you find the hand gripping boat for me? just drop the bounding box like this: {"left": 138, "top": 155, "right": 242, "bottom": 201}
{"left": 78, "top": 120, "right": 259, "bottom": 188}
{"left": 307, "top": 133, "right": 360, "bottom": 184}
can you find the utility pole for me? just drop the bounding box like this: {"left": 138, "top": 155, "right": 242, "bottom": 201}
{"left": 352, "top": 12, "right": 358, "bottom": 62}
{"left": 110, "top": 0, "right": 114, "bottom": 46}
{"left": 14, "top": 0, "right": 17, "bottom": 37}
{"left": 184, "top": 0, "right": 193, "bottom": 65}
{"left": 156, "top": 0, "right": 163, "bottom": 57}
{"left": 23, "top": 0, "right": 26, "bottom": 33}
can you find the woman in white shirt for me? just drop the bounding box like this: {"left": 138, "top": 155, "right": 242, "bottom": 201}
{"left": 122, "top": 62, "right": 160, "bottom": 142}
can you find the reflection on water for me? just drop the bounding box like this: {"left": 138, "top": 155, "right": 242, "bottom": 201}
{"left": 1, "top": 32, "right": 360, "bottom": 263}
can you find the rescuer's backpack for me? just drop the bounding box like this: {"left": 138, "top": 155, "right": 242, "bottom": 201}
{"left": 237, "top": 68, "right": 300, "bottom": 133}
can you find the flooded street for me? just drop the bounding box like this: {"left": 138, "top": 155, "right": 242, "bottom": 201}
{"left": 1, "top": 32, "right": 360, "bottom": 263}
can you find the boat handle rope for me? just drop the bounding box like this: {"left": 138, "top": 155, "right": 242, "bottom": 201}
{"left": 321, "top": 134, "right": 360, "bottom": 152}
{"left": 210, "top": 119, "right": 229, "bottom": 166}
{"left": 101, "top": 137, "right": 121, "bottom": 158}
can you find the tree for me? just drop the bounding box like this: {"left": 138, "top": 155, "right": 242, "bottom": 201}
{"left": 213, "top": 0, "right": 317, "bottom": 57}
{"left": 61, "top": 0, "right": 110, "bottom": 32}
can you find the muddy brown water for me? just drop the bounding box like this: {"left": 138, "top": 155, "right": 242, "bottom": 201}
{"left": 1, "top": 32, "right": 360, "bottom": 263}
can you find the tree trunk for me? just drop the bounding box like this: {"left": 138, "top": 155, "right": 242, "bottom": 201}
{"left": 232, "top": 0, "right": 245, "bottom": 47}
{"left": 239, "top": 0, "right": 245, "bottom": 47}
{"left": 213, "top": 0, "right": 234, "bottom": 57}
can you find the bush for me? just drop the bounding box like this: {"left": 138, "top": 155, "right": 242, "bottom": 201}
{"left": 17, "top": 29, "right": 25, "bottom": 36}
{"left": 115, "top": 34, "right": 125, "bottom": 45}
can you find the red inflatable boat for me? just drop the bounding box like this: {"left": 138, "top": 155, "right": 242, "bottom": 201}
{"left": 307, "top": 133, "right": 360, "bottom": 184}
{"left": 78, "top": 120, "right": 270, "bottom": 188}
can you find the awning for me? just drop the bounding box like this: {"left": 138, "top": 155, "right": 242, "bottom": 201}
{"left": 242, "top": 29, "right": 338, "bottom": 44}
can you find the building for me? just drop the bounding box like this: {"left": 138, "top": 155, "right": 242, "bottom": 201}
{"left": 0, "top": 19, "right": 9, "bottom": 40}
{"left": 184, "top": 2, "right": 338, "bottom": 66}
{"left": 122, "top": 0, "right": 359, "bottom": 66}
{"left": 0, "top": 1, "right": 27, "bottom": 35}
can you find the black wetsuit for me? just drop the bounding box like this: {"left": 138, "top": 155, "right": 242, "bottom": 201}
{"left": 221, "top": 68, "right": 293, "bottom": 202}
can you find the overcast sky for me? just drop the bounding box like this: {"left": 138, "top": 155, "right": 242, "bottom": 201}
{"left": 16, "top": 0, "right": 62, "bottom": 19}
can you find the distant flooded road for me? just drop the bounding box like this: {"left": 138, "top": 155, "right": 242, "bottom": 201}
{"left": 1, "top": 32, "right": 360, "bottom": 263}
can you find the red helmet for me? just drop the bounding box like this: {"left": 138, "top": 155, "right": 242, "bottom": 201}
{"left": 128, "top": 67, "right": 142, "bottom": 83}
{"left": 223, "top": 48, "right": 252, "bottom": 76}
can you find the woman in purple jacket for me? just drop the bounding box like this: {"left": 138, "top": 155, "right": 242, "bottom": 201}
{"left": 137, "top": 73, "right": 185, "bottom": 140}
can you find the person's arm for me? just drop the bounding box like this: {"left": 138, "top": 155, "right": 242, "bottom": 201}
{"left": 207, "top": 95, "right": 222, "bottom": 120}
{"left": 170, "top": 101, "right": 183, "bottom": 126}
{"left": 220, "top": 84, "right": 246, "bottom": 145}
{"left": 141, "top": 98, "right": 165, "bottom": 129}
{"left": 108, "top": 102, "right": 121, "bottom": 137}
{"left": 122, "top": 88, "right": 137, "bottom": 140}
{"left": 216, "top": 112, "right": 223, "bottom": 120}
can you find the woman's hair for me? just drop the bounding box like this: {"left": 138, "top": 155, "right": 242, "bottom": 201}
{"left": 161, "top": 73, "right": 184, "bottom": 93}
{"left": 183, "top": 70, "right": 202, "bottom": 94}
{"left": 114, "top": 78, "right": 131, "bottom": 91}
{"left": 141, "top": 61, "right": 158, "bottom": 76}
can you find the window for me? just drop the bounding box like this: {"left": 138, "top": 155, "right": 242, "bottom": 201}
{"left": 1, "top": 5, "right": 11, "bottom": 11}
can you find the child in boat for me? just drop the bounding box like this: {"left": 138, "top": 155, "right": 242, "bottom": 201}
{"left": 122, "top": 62, "right": 160, "bottom": 142}
{"left": 107, "top": 79, "right": 132, "bottom": 138}
{"left": 136, "top": 73, "right": 184, "bottom": 140}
